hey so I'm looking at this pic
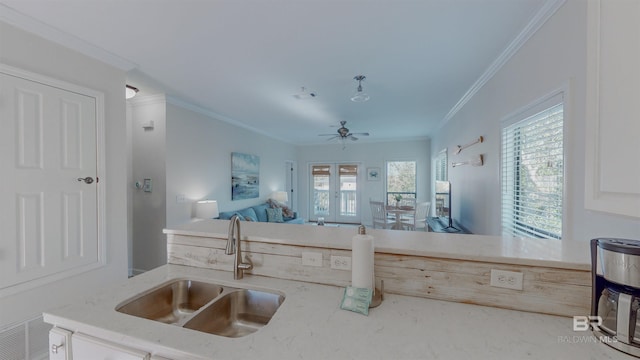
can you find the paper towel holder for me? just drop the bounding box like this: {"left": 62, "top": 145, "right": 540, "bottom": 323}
{"left": 358, "top": 225, "right": 384, "bottom": 308}
{"left": 370, "top": 279, "right": 384, "bottom": 308}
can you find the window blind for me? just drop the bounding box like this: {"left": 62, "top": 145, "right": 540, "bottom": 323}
{"left": 501, "top": 103, "right": 564, "bottom": 240}
{"left": 312, "top": 165, "right": 331, "bottom": 176}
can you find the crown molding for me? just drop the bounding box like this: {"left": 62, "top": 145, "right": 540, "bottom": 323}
{"left": 165, "top": 95, "right": 292, "bottom": 144}
{"left": 438, "top": 0, "right": 567, "bottom": 129}
{"left": 0, "top": 4, "right": 137, "bottom": 71}
{"left": 128, "top": 94, "right": 166, "bottom": 107}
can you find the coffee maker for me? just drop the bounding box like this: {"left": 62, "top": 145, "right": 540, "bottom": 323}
{"left": 591, "top": 238, "right": 640, "bottom": 357}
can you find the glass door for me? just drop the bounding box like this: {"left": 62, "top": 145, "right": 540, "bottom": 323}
{"left": 310, "top": 164, "right": 360, "bottom": 224}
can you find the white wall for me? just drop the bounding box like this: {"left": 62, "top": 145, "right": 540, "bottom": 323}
{"left": 296, "top": 139, "right": 430, "bottom": 226}
{"left": 431, "top": 0, "right": 640, "bottom": 241}
{"left": 0, "top": 20, "right": 128, "bottom": 326}
{"left": 165, "top": 102, "right": 297, "bottom": 227}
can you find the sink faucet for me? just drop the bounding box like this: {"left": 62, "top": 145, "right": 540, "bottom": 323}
{"left": 226, "top": 215, "right": 253, "bottom": 279}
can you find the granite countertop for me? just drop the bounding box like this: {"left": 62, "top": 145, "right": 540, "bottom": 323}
{"left": 164, "top": 220, "right": 592, "bottom": 270}
{"left": 44, "top": 264, "right": 628, "bottom": 359}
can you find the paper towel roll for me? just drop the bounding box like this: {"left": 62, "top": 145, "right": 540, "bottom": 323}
{"left": 352, "top": 234, "right": 374, "bottom": 289}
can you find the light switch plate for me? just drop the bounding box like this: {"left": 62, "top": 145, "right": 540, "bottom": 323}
{"left": 301, "top": 252, "right": 323, "bottom": 267}
{"left": 143, "top": 178, "right": 152, "bottom": 192}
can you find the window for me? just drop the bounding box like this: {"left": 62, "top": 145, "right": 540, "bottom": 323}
{"left": 501, "top": 96, "right": 564, "bottom": 239}
{"left": 386, "top": 161, "right": 416, "bottom": 205}
{"left": 435, "top": 149, "right": 448, "bottom": 181}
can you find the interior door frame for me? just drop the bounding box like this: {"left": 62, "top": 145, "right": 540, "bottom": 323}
{"left": 0, "top": 63, "right": 107, "bottom": 297}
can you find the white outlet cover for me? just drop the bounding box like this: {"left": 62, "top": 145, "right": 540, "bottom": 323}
{"left": 302, "top": 252, "right": 323, "bottom": 267}
{"left": 490, "top": 269, "right": 524, "bottom": 290}
{"left": 330, "top": 255, "right": 352, "bottom": 270}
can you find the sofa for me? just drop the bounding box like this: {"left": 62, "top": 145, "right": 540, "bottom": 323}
{"left": 218, "top": 202, "right": 305, "bottom": 224}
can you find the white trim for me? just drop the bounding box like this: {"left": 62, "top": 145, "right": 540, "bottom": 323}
{"left": 0, "top": 4, "right": 136, "bottom": 71}
{"left": 439, "top": 0, "right": 567, "bottom": 129}
{"left": 128, "top": 94, "right": 166, "bottom": 107}
{"left": 165, "top": 95, "right": 291, "bottom": 143}
{"left": 0, "top": 63, "right": 107, "bottom": 297}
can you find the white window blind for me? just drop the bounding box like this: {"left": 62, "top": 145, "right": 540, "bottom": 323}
{"left": 501, "top": 101, "right": 564, "bottom": 239}
{"left": 435, "top": 149, "right": 448, "bottom": 181}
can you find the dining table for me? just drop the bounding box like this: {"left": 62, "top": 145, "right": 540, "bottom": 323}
{"left": 385, "top": 205, "right": 415, "bottom": 230}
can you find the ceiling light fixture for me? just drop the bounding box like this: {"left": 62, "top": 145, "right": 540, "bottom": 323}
{"left": 350, "top": 75, "right": 370, "bottom": 102}
{"left": 125, "top": 85, "right": 139, "bottom": 99}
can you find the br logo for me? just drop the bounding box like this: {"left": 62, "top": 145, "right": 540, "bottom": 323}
{"left": 573, "top": 316, "right": 602, "bottom": 331}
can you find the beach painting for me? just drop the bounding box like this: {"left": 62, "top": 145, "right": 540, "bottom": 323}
{"left": 231, "top": 152, "right": 260, "bottom": 200}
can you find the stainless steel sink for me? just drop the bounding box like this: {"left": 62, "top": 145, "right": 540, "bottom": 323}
{"left": 115, "top": 279, "right": 284, "bottom": 337}
{"left": 183, "top": 289, "right": 285, "bottom": 338}
{"left": 116, "top": 279, "right": 223, "bottom": 325}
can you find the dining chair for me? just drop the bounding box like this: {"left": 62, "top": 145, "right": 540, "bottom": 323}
{"left": 370, "top": 200, "right": 394, "bottom": 229}
{"left": 398, "top": 198, "right": 417, "bottom": 224}
{"left": 399, "top": 198, "right": 416, "bottom": 208}
{"left": 402, "top": 202, "right": 430, "bottom": 231}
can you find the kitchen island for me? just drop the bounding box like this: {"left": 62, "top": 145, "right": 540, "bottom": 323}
{"left": 44, "top": 264, "right": 629, "bottom": 359}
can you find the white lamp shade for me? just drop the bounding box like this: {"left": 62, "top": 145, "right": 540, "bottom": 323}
{"left": 271, "top": 191, "right": 288, "bottom": 203}
{"left": 196, "top": 200, "right": 219, "bottom": 219}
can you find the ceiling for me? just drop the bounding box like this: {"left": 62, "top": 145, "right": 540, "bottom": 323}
{"left": 0, "top": 0, "right": 549, "bottom": 145}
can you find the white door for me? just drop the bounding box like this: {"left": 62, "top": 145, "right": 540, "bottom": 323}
{"left": 0, "top": 69, "right": 99, "bottom": 292}
{"left": 310, "top": 163, "right": 360, "bottom": 223}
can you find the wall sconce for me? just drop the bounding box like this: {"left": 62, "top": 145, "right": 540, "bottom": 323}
{"left": 270, "top": 191, "right": 288, "bottom": 204}
{"left": 125, "top": 85, "right": 139, "bottom": 99}
{"left": 195, "top": 200, "right": 219, "bottom": 219}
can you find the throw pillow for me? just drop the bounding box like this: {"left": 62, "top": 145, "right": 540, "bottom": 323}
{"left": 266, "top": 207, "right": 284, "bottom": 223}
{"left": 267, "top": 198, "right": 294, "bottom": 218}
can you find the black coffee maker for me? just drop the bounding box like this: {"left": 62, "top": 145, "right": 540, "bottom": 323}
{"left": 591, "top": 238, "right": 640, "bottom": 357}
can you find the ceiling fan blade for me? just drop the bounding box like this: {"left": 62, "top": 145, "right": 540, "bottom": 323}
{"left": 318, "top": 134, "right": 336, "bottom": 136}
{"left": 326, "top": 136, "right": 339, "bottom": 141}
{"left": 351, "top": 132, "right": 369, "bottom": 136}
{"left": 350, "top": 136, "right": 358, "bottom": 141}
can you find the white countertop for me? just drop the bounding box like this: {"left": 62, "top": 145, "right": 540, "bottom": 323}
{"left": 164, "top": 220, "right": 591, "bottom": 270}
{"left": 44, "top": 264, "right": 629, "bottom": 359}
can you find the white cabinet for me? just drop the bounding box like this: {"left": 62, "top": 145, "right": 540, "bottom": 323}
{"left": 49, "top": 327, "right": 73, "bottom": 360}
{"left": 585, "top": 0, "right": 640, "bottom": 218}
{"left": 49, "top": 328, "right": 153, "bottom": 360}
{"left": 72, "top": 333, "right": 150, "bottom": 360}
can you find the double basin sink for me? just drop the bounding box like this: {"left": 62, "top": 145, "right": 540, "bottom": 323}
{"left": 115, "top": 279, "right": 284, "bottom": 338}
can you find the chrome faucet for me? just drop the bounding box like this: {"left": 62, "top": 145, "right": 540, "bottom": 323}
{"left": 225, "top": 215, "right": 253, "bottom": 279}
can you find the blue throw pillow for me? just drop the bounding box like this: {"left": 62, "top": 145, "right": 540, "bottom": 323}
{"left": 251, "top": 203, "right": 270, "bottom": 222}
{"left": 266, "top": 207, "right": 284, "bottom": 223}
{"left": 238, "top": 207, "right": 258, "bottom": 222}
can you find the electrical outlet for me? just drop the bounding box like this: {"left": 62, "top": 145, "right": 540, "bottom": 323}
{"left": 330, "top": 255, "right": 351, "bottom": 270}
{"left": 302, "top": 252, "right": 323, "bottom": 267}
{"left": 490, "top": 269, "right": 524, "bottom": 290}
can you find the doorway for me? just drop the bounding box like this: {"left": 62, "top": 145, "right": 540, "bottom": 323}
{"left": 309, "top": 163, "right": 360, "bottom": 223}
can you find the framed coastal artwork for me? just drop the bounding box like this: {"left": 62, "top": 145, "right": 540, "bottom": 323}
{"left": 367, "top": 167, "right": 381, "bottom": 181}
{"left": 231, "top": 152, "right": 260, "bottom": 200}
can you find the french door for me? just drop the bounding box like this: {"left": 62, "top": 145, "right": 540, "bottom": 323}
{"left": 309, "top": 163, "right": 360, "bottom": 223}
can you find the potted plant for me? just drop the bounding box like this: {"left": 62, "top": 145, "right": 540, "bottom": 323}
{"left": 393, "top": 194, "right": 403, "bottom": 208}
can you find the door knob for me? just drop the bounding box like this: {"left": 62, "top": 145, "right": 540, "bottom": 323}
{"left": 77, "top": 177, "right": 94, "bottom": 184}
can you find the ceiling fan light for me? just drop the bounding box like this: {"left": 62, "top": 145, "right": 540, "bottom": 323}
{"left": 350, "top": 90, "right": 370, "bottom": 102}
{"left": 350, "top": 75, "right": 370, "bottom": 102}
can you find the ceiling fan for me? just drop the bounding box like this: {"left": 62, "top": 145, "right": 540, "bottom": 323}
{"left": 318, "top": 121, "right": 370, "bottom": 142}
